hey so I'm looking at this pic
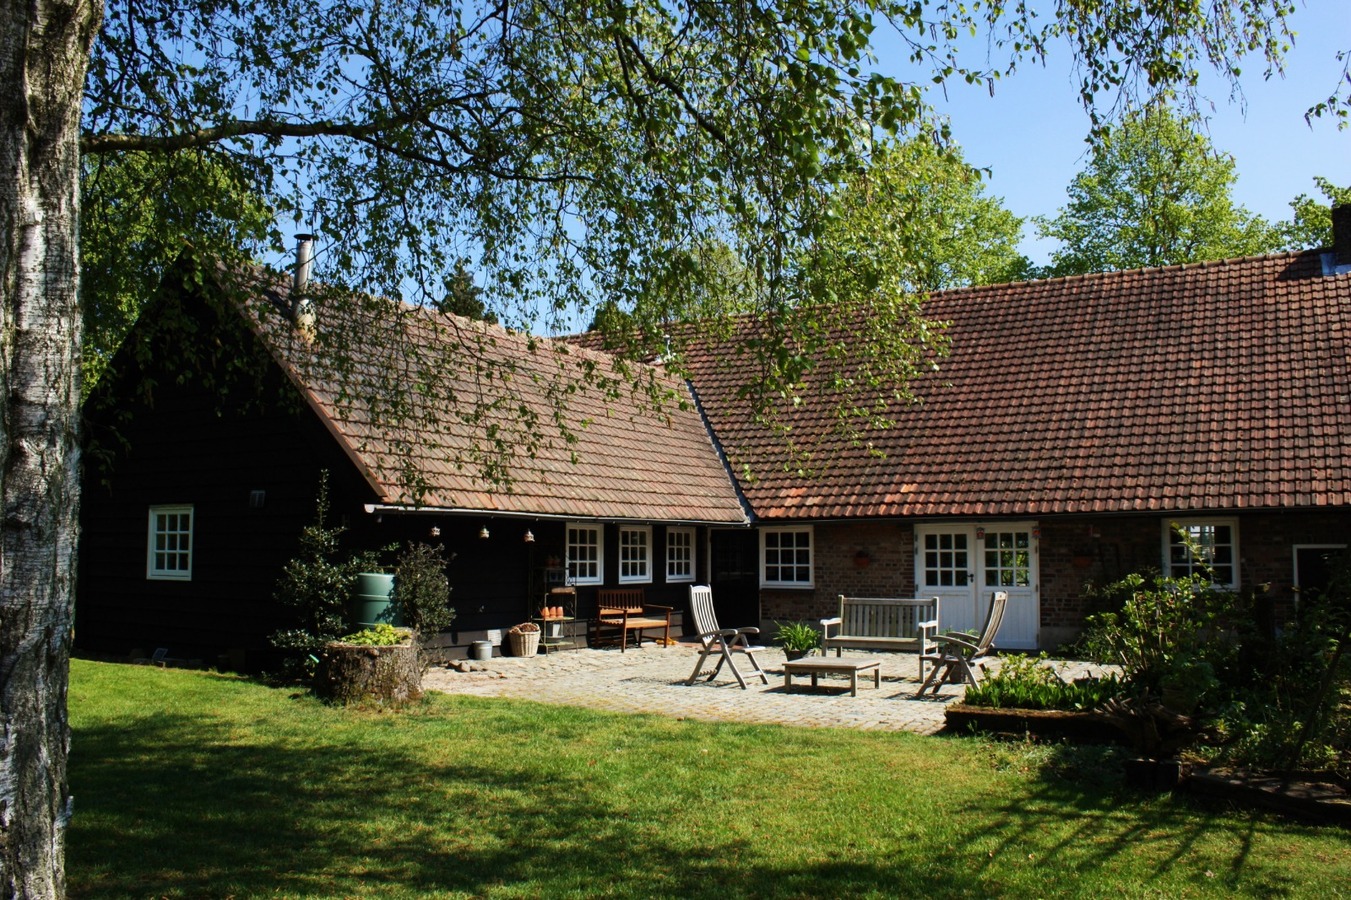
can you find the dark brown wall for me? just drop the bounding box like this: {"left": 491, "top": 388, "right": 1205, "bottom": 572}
{"left": 77, "top": 351, "right": 375, "bottom": 667}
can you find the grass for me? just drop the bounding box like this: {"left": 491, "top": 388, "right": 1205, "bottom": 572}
{"left": 68, "top": 659, "right": 1351, "bottom": 898}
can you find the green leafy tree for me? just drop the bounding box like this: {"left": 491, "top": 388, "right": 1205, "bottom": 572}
{"left": 1273, "top": 177, "right": 1351, "bottom": 250}
{"left": 1037, "top": 105, "right": 1280, "bottom": 276}
{"left": 80, "top": 151, "right": 276, "bottom": 389}
{"left": 0, "top": 0, "right": 1326, "bottom": 891}
{"left": 435, "top": 260, "right": 498, "bottom": 324}
{"left": 812, "top": 137, "right": 1030, "bottom": 294}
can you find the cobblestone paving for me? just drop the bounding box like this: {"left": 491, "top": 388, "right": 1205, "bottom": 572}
{"left": 422, "top": 644, "right": 1114, "bottom": 735}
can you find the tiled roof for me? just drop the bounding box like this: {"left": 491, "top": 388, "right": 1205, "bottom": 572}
{"left": 245, "top": 278, "right": 747, "bottom": 524}
{"left": 679, "top": 251, "right": 1351, "bottom": 520}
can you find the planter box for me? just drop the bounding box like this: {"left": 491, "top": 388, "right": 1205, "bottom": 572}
{"left": 1185, "top": 769, "right": 1351, "bottom": 826}
{"left": 943, "top": 703, "right": 1133, "bottom": 745}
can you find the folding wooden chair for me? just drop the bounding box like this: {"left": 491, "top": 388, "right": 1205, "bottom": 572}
{"left": 915, "top": 591, "right": 1008, "bottom": 697}
{"left": 685, "top": 585, "right": 769, "bottom": 689}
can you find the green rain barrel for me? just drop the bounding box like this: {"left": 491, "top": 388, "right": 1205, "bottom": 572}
{"left": 349, "top": 572, "right": 401, "bottom": 629}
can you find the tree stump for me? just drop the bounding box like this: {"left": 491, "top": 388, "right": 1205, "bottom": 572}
{"left": 317, "top": 639, "right": 422, "bottom": 705}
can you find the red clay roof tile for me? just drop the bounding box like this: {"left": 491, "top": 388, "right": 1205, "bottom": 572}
{"left": 680, "top": 250, "right": 1351, "bottom": 520}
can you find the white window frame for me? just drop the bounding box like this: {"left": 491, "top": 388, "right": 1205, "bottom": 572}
{"left": 1164, "top": 518, "right": 1239, "bottom": 589}
{"left": 566, "top": 522, "right": 604, "bottom": 586}
{"left": 761, "top": 525, "right": 814, "bottom": 588}
{"left": 618, "top": 525, "right": 653, "bottom": 584}
{"left": 666, "top": 526, "right": 696, "bottom": 583}
{"left": 147, "top": 504, "right": 194, "bottom": 581}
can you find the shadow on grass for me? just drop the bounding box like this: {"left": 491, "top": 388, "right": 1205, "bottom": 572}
{"left": 929, "top": 737, "right": 1337, "bottom": 897}
{"left": 67, "top": 677, "right": 1347, "bottom": 898}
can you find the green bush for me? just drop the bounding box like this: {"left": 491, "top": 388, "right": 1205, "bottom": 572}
{"left": 1076, "top": 571, "right": 1238, "bottom": 712}
{"left": 964, "top": 654, "right": 1124, "bottom": 712}
{"left": 1207, "top": 553, "right": 1351, "bottom": 777}
{"left": 392, "top": 543, "right": 455, "bottom": 638}
{"left": 270, "top": 472, "right": 385, "bottom": 681}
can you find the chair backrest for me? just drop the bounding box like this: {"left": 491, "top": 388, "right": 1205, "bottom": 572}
{"left": 974, "top": 591, "right": 1009, "bottom": 651}
{"left": 597, "top": 587, "right": 645, "bottom": 614}
{"left": 689, "top": 585, "right": 719, "bottom": 637}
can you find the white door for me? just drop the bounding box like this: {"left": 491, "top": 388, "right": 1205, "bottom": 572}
{"left": 915, "top": 523, "right": 1039, "bottom": 649}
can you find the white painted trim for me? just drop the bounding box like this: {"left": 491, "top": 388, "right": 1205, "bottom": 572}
{"left": 665, "top": 526, "right": 696, "bottom": 583}
{"left": 618, "top": 525, "right": 653, "bottom": 584}
{"left": 147, "top": 504, "right": 194, "bottom": 581}
{"left": 566, "top": 521, "right": 604, "bottom": 585}
{"left": 760, "top": 524, "right": 814, "bottom": 589}
{"left": 1163, "top": 517, "right": 1240, "bottom": 589}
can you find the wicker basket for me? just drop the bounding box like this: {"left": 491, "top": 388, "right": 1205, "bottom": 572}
{"left": 508, "top": 623, "right": 540, "bottom": 657}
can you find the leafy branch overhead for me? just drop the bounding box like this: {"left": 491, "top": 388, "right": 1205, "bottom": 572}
{"left": 81, "top": 1, "right": 1319, "bottom": 486}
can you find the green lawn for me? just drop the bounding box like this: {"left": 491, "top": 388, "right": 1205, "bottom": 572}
{"left": 68, "top": 659, "right": 1351, "bottom": 898}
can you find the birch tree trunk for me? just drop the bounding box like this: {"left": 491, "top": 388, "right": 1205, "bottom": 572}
{"left": 0, "top": 0, "right": 101, "bottom": 895}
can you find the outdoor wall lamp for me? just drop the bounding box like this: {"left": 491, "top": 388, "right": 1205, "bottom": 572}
{"left": 523, "top": 529, "right": 535, "bottom": 543}
{"left": 479, "top": 526, "right": 490, "bottom": 540}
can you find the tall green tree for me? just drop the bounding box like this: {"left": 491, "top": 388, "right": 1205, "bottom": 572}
{"left": 0, "top": 0, "right": 1325, "bottom": 893}
{"left": 81, "top": 151, "right": 276, "bottom": 388}
{"left": 812, "top": 137, "right": 1030, "bottom": 295}
{"left": 1273, "top": 177, "right": 1351, "bottom": 251}
{"left": 435, "top": 260, "right": 498, "bottom": 324}
{"left": 1037, "top": 105, "right": 1280, "bottom": 276}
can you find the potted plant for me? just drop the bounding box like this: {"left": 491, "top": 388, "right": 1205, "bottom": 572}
{"left": 774, "top": 620, "right": 821, "bottom": 660}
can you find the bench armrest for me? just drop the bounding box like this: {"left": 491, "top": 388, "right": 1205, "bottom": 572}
{"left": 820, "top": 616, "right": 841, "bottom": 639}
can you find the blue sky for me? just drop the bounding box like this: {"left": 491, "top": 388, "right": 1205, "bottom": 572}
{"left": 893, "top": 2, "right": 1349, "bottom": 265}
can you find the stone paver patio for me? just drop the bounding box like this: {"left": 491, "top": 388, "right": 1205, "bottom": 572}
{"left": 422, "top": 643, "right": 1112, "bottom": 735}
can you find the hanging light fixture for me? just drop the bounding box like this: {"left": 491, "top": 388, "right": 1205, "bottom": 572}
{"left": 429, "top": 525, "right": 441, "bottom": 538}
{"left": 479, "top": 525, "right": 490, "bottom": 540}
{"left": 523, "top": 529, "right": 535, "bottom": 543}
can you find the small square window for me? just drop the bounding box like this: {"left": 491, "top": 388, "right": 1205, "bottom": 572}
{"left": 148, "top": 505, "right": 194, "bottom": 581}
{"left": 1166, "top": 519, "right": 1238, "bottom": 588}
{"left": 761, "top": 526, "right": 813, "bottom": 588}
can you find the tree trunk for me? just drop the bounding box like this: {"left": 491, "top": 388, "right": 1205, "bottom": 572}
{"left": 0, "top": 0, "right": 101, "bottom": 895}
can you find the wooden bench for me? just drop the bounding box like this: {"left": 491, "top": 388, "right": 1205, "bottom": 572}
{"left": 591, "top": 588, "right": 672, "bottom": 652}
{"left": 821, "top": 596, "right": 941, "bottom": 679}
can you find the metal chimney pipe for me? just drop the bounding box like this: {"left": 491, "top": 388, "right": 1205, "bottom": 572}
{"left": 293, "top": 233, "right": 315, "bottom": 294}
{"left": 292, "top": 234, "right": 317, "bottom": 339}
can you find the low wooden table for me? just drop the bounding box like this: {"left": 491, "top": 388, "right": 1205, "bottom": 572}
{"left": 782, "top": 657, "right": 882, "bottom": 697}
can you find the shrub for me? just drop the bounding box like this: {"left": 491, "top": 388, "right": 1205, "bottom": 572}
{"left": 1208, "top": 552, "right": 1351, "bottom": 777}
{"left": 1076, "top": 571, "right": 1238, "bottom": 712}
{"left": 963, "top": 654, "right": 1125, "bottom": 712}
{"left": 271, "top": 472, "right": 384, "bottom": 682}
{"left": 391, "top": 542, "right": 456, "bottom": 670}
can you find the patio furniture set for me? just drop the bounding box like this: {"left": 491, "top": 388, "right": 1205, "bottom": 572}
{"left": 685, "top": 585, "right": 1009, "bottom": 698}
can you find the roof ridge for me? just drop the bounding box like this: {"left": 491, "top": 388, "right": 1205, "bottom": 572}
{"left": 929, "top": 247, "right": 1326, "bottom": 298}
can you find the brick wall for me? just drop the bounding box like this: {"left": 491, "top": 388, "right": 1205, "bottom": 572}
{"left": 760, "top": 521, "right": 915, "bottom": 624}
{"left": 757, "top": 510, "right": 1350, "bottom": 648}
